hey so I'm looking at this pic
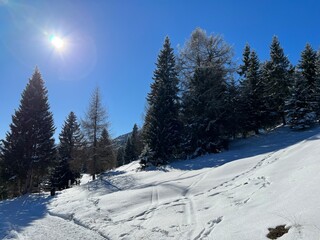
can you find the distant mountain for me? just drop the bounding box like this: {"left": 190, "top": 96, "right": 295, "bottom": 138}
{"left": 112, "top": 132, "right": 131, "bottom": 149}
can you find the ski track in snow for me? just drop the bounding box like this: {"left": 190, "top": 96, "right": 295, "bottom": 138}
{"left": 3, "top": 126, "right": 320, "bottom": 239}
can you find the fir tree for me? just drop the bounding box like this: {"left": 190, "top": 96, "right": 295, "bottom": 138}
{"left": 51, "top": 112, "right": 84, "bottom": 189}
{"left": 239, "top": 49, "right": 265, "bottom": 135}
{"left": 116, "top": 147, "right": 125, "bottom": 167}
{"left": 96, "top": 128, "right": 116, "bottom": 172}
{"left": 124, "top": 124, "right": 143, "bottom": 163}
{"left": 183, "top": 66, "right": 229, "bottom": 155}
{"left": 179, "top": 28, "right": 234, "bottom": 155}
{"left": 225, "top": 78, "right": 240, "bottom": 139}
{"left": 142, "top": 36, "right": 181, "bottom": 166}
{"left": 1, "top": 68, "right": 56, "bottom": 196}
{"left": 131, "top": 124, "right": 143, "bottom": 159}
{"left": 287, "top": 44, "right": 318, "bottom": 128}
{"left": 263, "top": 36, "right": 292, "bottom": 125}
{"left": 82, "top": 88, "right": 109, "bottom": 180}
{"left": 238, "top": 44, "right": 251, "bottom": 79}
{"left": 124, "top": 137, "right": 134, "bottom": 164}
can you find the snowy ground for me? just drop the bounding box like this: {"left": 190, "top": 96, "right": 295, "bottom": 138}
{"left": 1, "top": 126, "right": 320, "bottom": 239}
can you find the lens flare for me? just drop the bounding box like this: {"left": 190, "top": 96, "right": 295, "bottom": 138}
{"left": 50, "top": 35, "right": 64, "bottom": 50}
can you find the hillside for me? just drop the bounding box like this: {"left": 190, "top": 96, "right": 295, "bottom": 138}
{"left": 1, "top": 126, "right": 320, "bottom": 239}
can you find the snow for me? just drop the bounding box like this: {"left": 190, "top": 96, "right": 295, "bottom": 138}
{"left": 2, "top": 126, "right": 320, "bottom": 239}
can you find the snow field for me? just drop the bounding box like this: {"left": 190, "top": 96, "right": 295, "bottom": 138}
{"left": 2, "top": 126, "right": 320, "bottom": 239}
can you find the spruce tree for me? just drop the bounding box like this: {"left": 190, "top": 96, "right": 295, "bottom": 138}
{"left": 287, "top": 44, "right": 318, "bottom": 128}
{"left": 96, "top": 128, "right": 116, "bottom": 172}
{"left": 1, "top": 68, "right": 56, "bottom": 195}
{"left": 51, "top": 112, "right": 84, "bottom": 189}
{"left": 124, "top": 124, "right": 143, "bottom": 163}
{"left": 179, "top": 28, "right": 234, "bottom": 155}
{"left": 82, "top": 88, "right": 109, "bottom": 180}
{"left": 238, "top": 44, "right": 251, "bottom": 79}
{"left": 238, "top": 49, "right": 265, "bottom": 135}
{"left": 116, "top": 147, "right": 125, "bottom": 167}
{"left": 225, "top": 78, "right": 240, "bottom": 139}
{"left": 124, "top": 137, "right": 134, "bottom": 164}
{"left": 263, "top": 36, "right": 292, "bottom": 125}
{"left": 142, "top": 36, "right": 181, "bottom": 166}
{"left": 131, "top": 124, "right": 143, "bottom": 159}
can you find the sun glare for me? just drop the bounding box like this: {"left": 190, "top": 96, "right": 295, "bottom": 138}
{"left": 50, "top": 35, "right": 64, "bottom": 50}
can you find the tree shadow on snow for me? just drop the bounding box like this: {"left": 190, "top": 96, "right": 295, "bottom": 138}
{"left": 86, "top": 170, "right": 137, "bottom": 192}
{"left": 170, "top": 126, "right": 320, "bottom": 171}
{"left": 0, "top": 193, "right": 52, "bottom": 239}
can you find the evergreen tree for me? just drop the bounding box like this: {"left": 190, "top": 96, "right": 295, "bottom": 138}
{"left": 263, "top": 36, "right": 292, "bottom": 125}
{"left": 131, "top": 124, "right": 143, "bottom": 159}
{"left": 225, "top": 78, "right": 240, "bottom": 139}
{"left": 124, "top": 137, "right": 134, "bottom": 164}
{"left": 96, "top": 128, "right": 116, "bottom": 172}
{"left": 1, "top": 68, "right": 56, "bottom": 196}
{"left": 287, "top": 44, "right": 318, "bottom": 128}
{"left": 124, "top": 124, "right": 143, "bottom": 163}
{"left": 316, "top": 50, "right": 320, "bottom": 117}
{"left": 51, "top": 112, "right": 84, "bottom": 189}
{"left": 238, "top": 44, "right": 251, "bottom": 79}
{"left": 238, "top": 49, "right": 265, "bottom": 135}
{"left": 142, "top": 36, "right": 181, "bottom": 166}
{"left": 82, "top": 88, "right": 108, "bottom": 180}
{"left": 179, "top": 28, "right": 234, "bottom": 155}
{"left": 116, "top": 147, "right": 125, "bottom": 167}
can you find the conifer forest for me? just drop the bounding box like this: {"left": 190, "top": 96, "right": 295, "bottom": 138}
{"left": 1, "top": 28, "right": 320, "bottom": 199}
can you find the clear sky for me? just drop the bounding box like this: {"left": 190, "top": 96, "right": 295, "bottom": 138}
{"left": 0, "top": 0, "right": 319, "bottom": 140}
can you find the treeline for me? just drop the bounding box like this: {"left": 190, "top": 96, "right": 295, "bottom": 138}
{"left": 1, "top": 27, "right": 320, "bottom": 198}
{"left": 140, "top": 28, "right": 320, "bottom": 167}
{"left": 0, "top": 70, "right": 117, "bottom": 198}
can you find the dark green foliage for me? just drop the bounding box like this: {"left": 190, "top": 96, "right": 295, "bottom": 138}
{"left": 96, "top": 128, "right": 116, "bottom": 172}
{"left": 1, "top": 68, "right": 56, "bottom": 196}
{"left": 116, "top": 147, "right": 125, "bottom": 167}
{"left": 238, "top": 49, "right": 265, "bottom": 135}
{"left": 51, "top": 112, "right": 84, "bottom": 190}
{"left": 124, "top": 137, "right": 134, "bottom": 164}
{"left": 263, "top": 36, "right": 292, "bottom": 125}
{"left": 287, "top": 44, "right": 318, "bottom": 128}
{"left": 124, "top": 124, "right": 143, "bottom": 164}
{"left": 225, "top": 78, "right": 240, "bottom": 139}
{"left": 238, "top": 44, "right": 251, "bottom": 78}
{"left": 142, "top": 37, "right": 182, "bottom": 166}
{"left": 183, "top": 66, "right": 229, "bottom": 155}
{"left": 180, "top": 28, "right": 234, "bottom": 156}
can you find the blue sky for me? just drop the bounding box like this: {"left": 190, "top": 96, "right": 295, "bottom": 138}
{"left": 0, "top": 0, "right": 319, "bottom": 140}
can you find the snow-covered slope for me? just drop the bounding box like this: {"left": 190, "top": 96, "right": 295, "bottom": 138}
{"left": 2, "top": 126, "right": 320, "bottom": 239}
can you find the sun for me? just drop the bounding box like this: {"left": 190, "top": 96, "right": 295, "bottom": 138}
{"left": 50, "top": 35, "right": 64, "bottom": 50}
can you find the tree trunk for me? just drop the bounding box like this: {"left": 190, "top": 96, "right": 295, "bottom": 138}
{"left": 281, "top": 113, "right": 286, "bottom": 125}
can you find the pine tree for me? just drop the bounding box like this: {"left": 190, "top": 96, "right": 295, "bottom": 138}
{"left": 51, "top": 112, "right": 84, "bottom": 189}
{"left": 263, "top": 36, "right": 292, "bottom": 125}
{"left": 142, "top": 36, "right": 181, "bottom": 166}
{"left": 96, "top": 128, "right": 116, "bottom": 172}
{"left": 82, "top": 88, "right": 109, "bottom": 180}
{"left": 287, "top": 44, "right": 318, "bottom": 128}
{"left": 1, "top": 68, "right": 56, "bottom": 196}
